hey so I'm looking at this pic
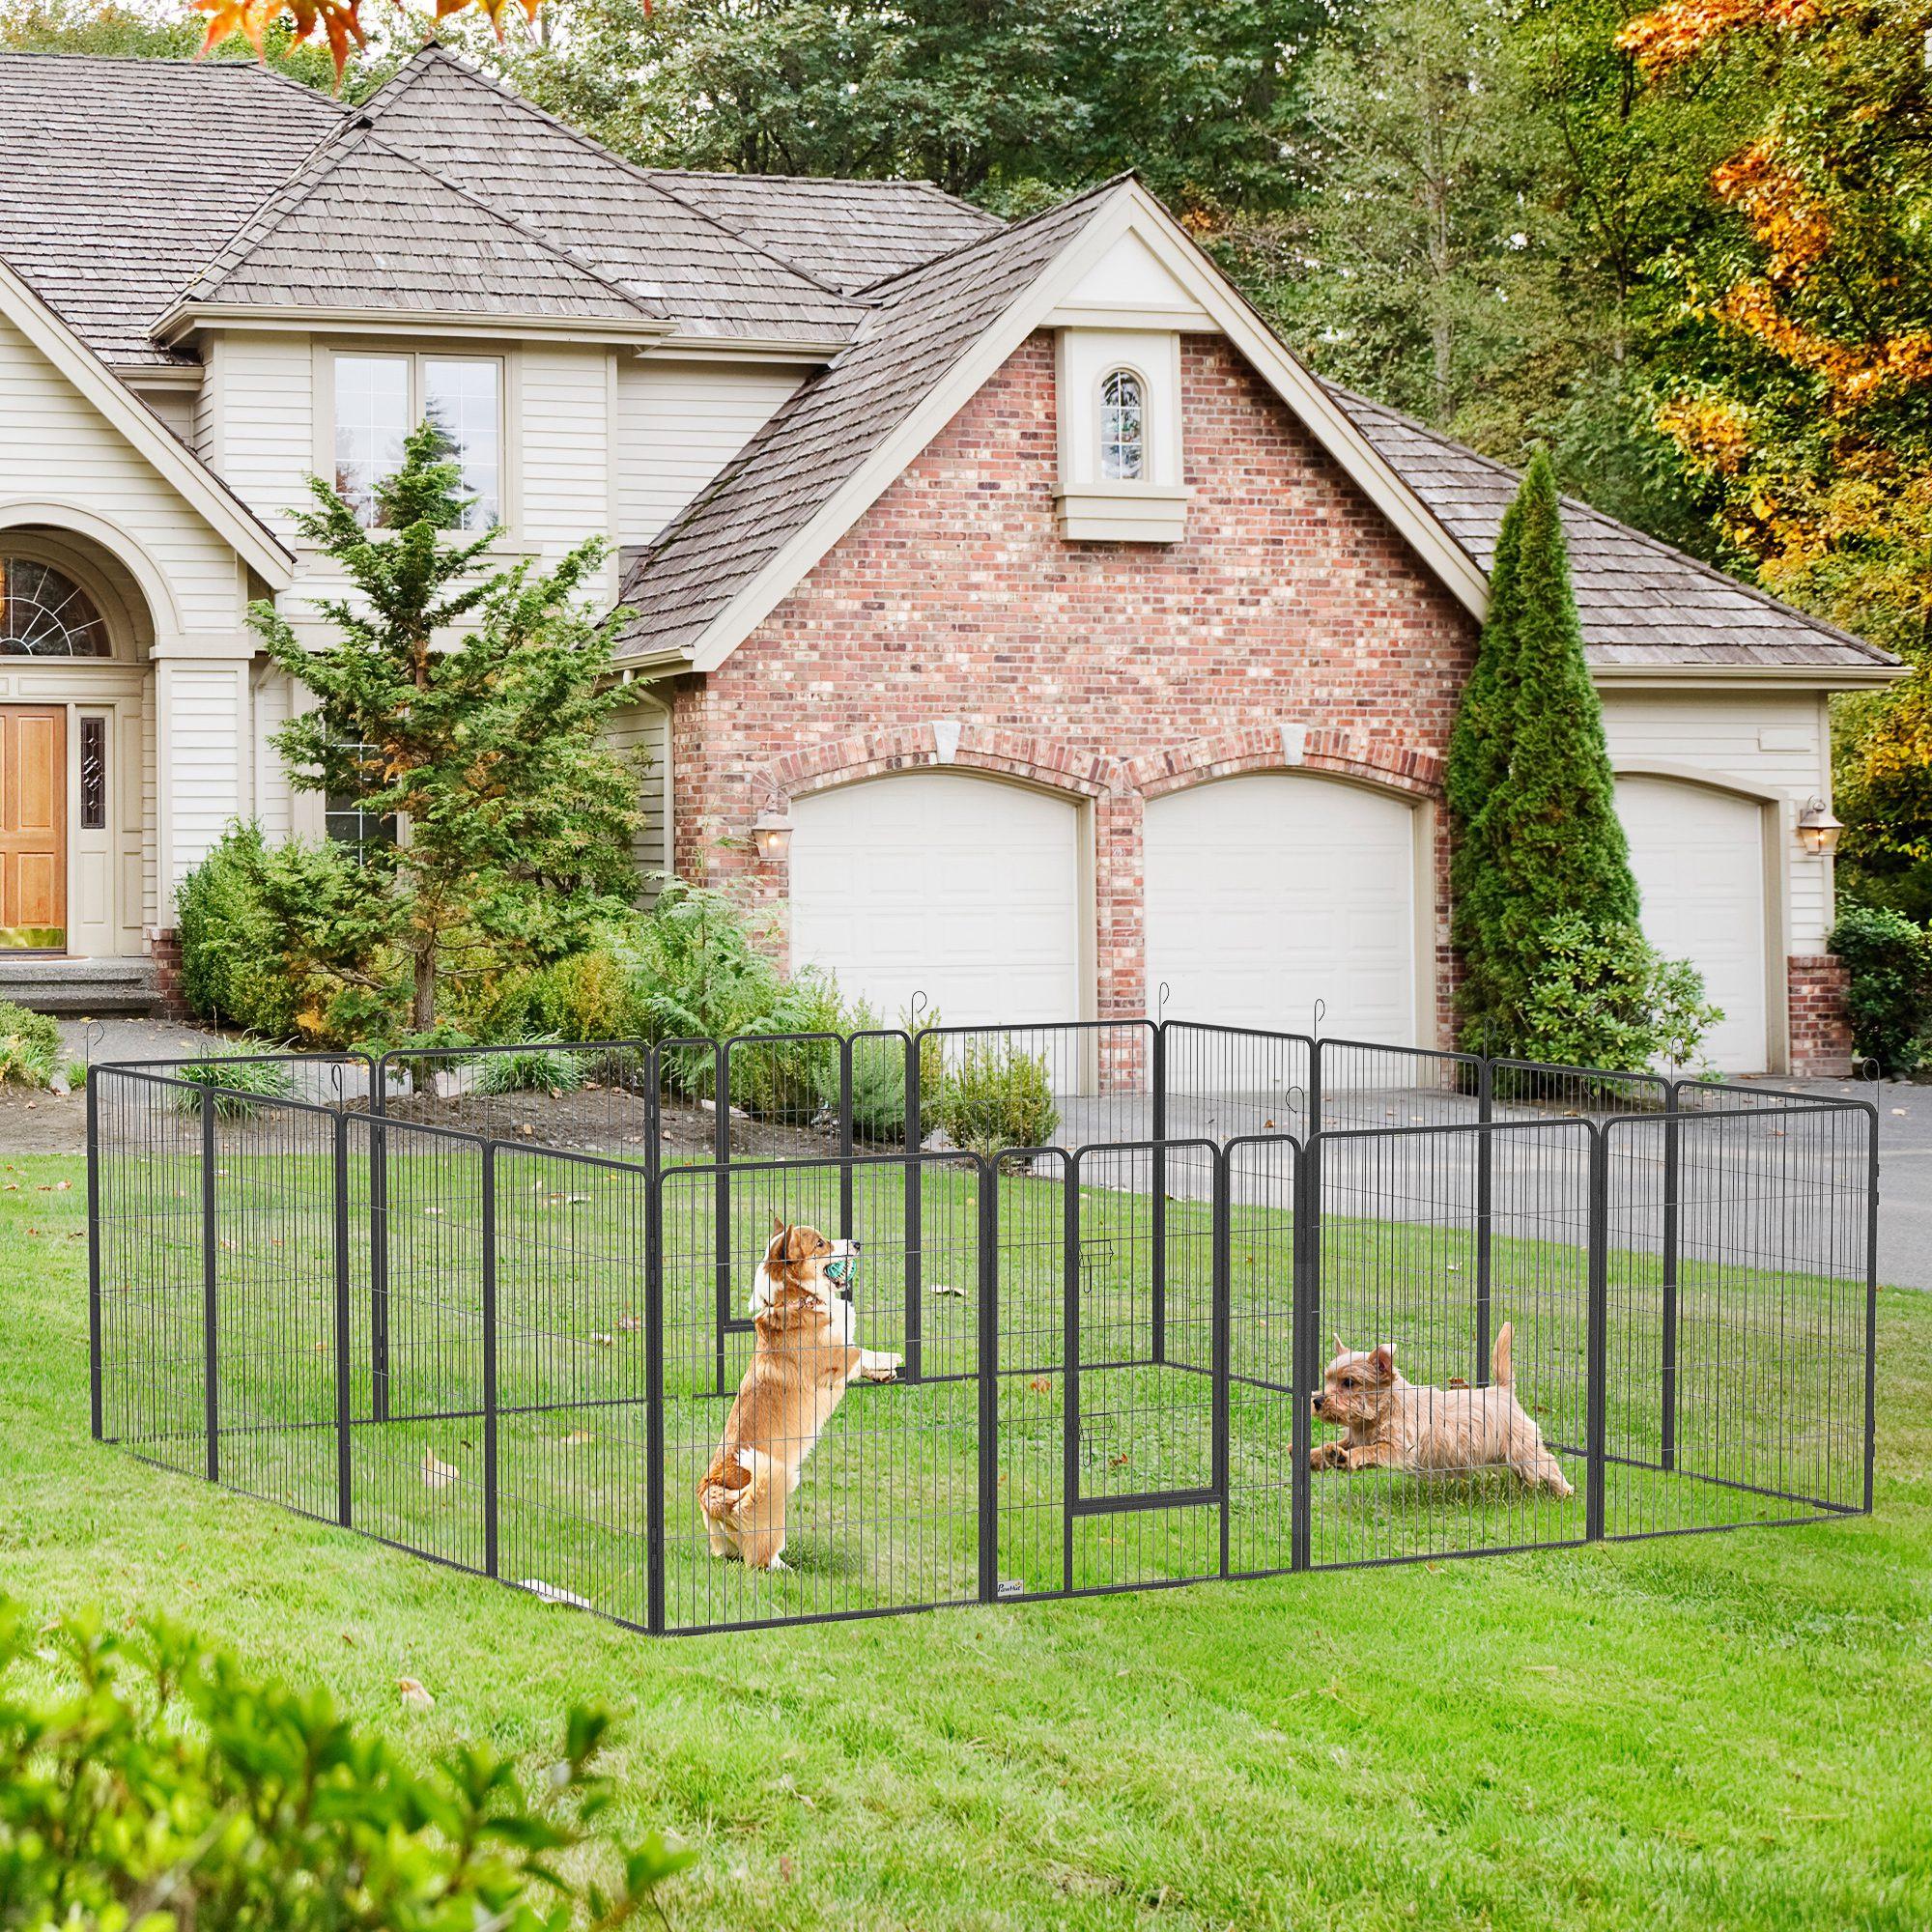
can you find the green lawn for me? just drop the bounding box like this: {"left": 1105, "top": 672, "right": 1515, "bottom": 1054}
{"left": 8, "top": 1146, "right": 1932, "bottom": 1928}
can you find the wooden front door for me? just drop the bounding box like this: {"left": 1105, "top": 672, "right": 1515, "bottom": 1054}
{"left": 0, "top": 707, "right": 65, "bottom": 952}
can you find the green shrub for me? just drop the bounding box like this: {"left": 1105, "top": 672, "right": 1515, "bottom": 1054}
{"left": 0, "top": 1000, "right": 60, "bottom": 1089}
{"left": 1832, "top": 902, "right": 1932, "bottom": 1074}
{"left": 176, "top": 824, "right": 406, "bottom": 1047}
{"left": 829, "top": 1002, "right": 948, "bottom": 1143}
{"left": 1514, "top": 916, "right": 1721, "bottom": 1073}
{"left": 522, "top": 944, "right": 646, "bottom": 1043}
{"left": 931, "top": 1037, "right": 1060, "bottom": 1158}
{"left": 0, "top": 1597, "right": 691, "bottom": 1930}
{"left": 171, "top": 1048, "right": 298, "bottom": 1120}
{"left": 471, "top": 1037, "right": 593, "bottom": 1095}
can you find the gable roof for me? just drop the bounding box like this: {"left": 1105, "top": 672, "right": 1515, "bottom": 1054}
{"left": 640, "top": 169, "right": 1007, "bottom": 294}
{"left": 162, "top": 126, "right": 666, "bottom": 335}
{"left": 1332, "top": 389, "right": 1898, "bottom": 678}
{"left": 0, "top": 252, "right": 293, "bottom": 586}
{"left": 614, "top": 177, "right": 1497, "bottom": 668}
{"left": 354, "top": 49, "right": 866, "bottom": 345}
{"left": 0, "top": 51, "right": 345, "bottom": 366}
{"left": 615, "top": 184, "right": 1112, "bottom": 661}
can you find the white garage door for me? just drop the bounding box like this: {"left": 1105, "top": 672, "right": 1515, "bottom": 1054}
{"left": 1144, "top": 776, "right": 1419, "bottom": 1042}
{"left": 1615, "top": 776, "right": 1769, "bottom": 1074}
{"left": 789, "top": 773, "right": 1083, "bottom": 1027}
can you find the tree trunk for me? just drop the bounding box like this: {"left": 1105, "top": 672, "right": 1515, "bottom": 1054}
{"left": 412, "top": 945, "right": 436, "bottom": 1034}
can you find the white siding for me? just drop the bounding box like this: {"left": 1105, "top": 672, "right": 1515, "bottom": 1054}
{"left": 160, "top": 664, "right": 247, "bottom": 889}
{"left": 520, "top": 344, "right": 614, "bottom": 579}
{"left": 252, "top": 664, "right": 298, "bottom": 842}
{"left": 607, "top": 694, "right": 671, "bottom": 908}
{"left": 615, "top": 358, "right": 800, "bottom": 544}
{"left": 203, "top": 329, "right": 314, "bottom": 537}
{"left": 1598, "top": 689, "right": 1831, "bottom": 952}
{"left": 0, "top": 310, "right": 250, "bottom": 638}
{"left": 130, "top": 384, "right": 196, "bottom": 446}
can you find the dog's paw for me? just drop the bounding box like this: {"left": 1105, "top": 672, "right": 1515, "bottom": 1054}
{"left": 861, "top": 1353, "right": 902, "bottom": 1382}
{"left": 1308, "top": 1441, "right": 1347, "bottom": 1471}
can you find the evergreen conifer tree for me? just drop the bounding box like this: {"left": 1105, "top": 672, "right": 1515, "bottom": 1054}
{"left": 1447, "top": 447, "right": 1642, "bottom": 1051}
{"left": 252, "top": 421, "right": 640, "bottom": 1033}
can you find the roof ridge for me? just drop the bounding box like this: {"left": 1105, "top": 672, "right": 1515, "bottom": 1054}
{"left": 849, "top": 172, "right": 1131, "bottom": 299}
{"left": 1325, "top": 381, "right": 1898, "bottom": 666}
{"left": 171, "top": 117, "right": 667, "bottom": 325}
{"left": 364, "top": 44, "right": 865, "bottom": 311}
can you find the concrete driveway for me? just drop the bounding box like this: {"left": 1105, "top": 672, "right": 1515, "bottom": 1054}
{"left": 1773, "top": 1076, "right": 1931, "bottom": 1291}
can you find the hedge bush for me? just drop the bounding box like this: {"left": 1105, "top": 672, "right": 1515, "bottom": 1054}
{"left": 0, "top": 1000, "right": 61, "bottom": 1089}
{"left": 1832, "top": 903, "right": 1932, "bottom": 1075}
{"left": 930, "top": 1038, "right": 1060, "bottom": 1158}
{"left": 1515, "top": 916, "right": 1721, "bottom": 1073}
{"left": 0, "top": 1598, "right": 691, "bottom": 1930}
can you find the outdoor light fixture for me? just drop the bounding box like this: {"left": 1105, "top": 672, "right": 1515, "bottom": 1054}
{"left": 751, "top": 808, "right": 794, "bottom": 863}
{"left": 1797, "top": 797, "right": 1844, "bottom": 858}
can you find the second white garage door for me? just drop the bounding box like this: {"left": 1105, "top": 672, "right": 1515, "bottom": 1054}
{"left": 789, "top": 773, "right": 1084, "bottom": 1028}
{"left": 1144, "top": 775, "right": 1421, "bottom": 1042}
{"left": 1615, "top": 776, "right": 1770, "bottom": 1074}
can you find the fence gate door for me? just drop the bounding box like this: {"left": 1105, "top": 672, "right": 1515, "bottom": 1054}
{"left": 1063, "top": 1140, "right": 1228, "bottom": 1588}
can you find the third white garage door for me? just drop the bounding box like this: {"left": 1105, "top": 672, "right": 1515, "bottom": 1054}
{"left": 789, "top": 772, "right": 1084, "bottom": 1028}
{"left": 1144, "top": 775, "right": 1421, "bottom": 1042}
{"left": 1615, "top": 776, "right": 1771, "bottom": 1074}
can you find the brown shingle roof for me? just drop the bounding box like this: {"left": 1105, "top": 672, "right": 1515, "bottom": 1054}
{"left": 355, "top": 50, "right": 867, "bottom": 343}
{"left": 640, "top": 168, "right": 1006, "bottom": 294}
{"left": 0, "top": 51, "right": 345, "bottom": 365}
{"left": 174, "top": 127, "right": 664, "bottom": 328}
{"left": 1331, "top": 387, "right": 1898, "bottom": 672}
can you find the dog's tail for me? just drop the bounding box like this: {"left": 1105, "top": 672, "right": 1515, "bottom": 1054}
{"left": 1490, "top": 1320, "right": 1514, "bottom": 1389}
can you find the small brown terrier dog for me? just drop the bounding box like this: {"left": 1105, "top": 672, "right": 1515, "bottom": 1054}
{"left": 1310, "top": 1321, "right": 1573, "bottom": 1495}
{"left": 697, "top": 1217, "right": 900, "bottom": 1572}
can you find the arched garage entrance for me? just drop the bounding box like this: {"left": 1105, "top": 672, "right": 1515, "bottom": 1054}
{"left": 1144, "top": 773, "right": 1424, "bottom": 1043}
{"left": 788, "top": 771, "right": 1086, "bottom": 1027}
{"left": 1614, "top": 775, "right": 1773, "bottom": 1074}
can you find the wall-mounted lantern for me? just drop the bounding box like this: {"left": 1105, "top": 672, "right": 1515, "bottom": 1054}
{"left": 751, "top": 808, "right": 794, "bottom": 863}
{"left": 1797, "top": 798, "right": 1844, "bottom": 858}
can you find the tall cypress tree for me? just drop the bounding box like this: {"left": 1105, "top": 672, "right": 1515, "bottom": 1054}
{"left": 1448, "top": 448, "right": 1641, "bottom": 1051}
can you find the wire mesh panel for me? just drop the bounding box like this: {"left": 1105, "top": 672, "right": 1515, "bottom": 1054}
{"left": 373, "top": 1042, "right": 657, "bottom": 1162}
{"left": 1601, "top": 1102, "right": 1873, "bottom": 1536}
{"left": 918, "top": 1022, "right": 1155, "bottom": 1151}
{"left": 488, "top": 1145, "right": 651, "bottom": 1626}
{"left": 1492, "top": 1058, "right": 1669, "bottom": 1120}
{"left": 351, "top": 1116, "right": 491, "bottom": 1575}
{"left": 94, "top": 1068, "right": 226, "bottom": 1479}
{"left": 1060, "top": 1139, "right": 1225, "bottom": 1593}
{"left": 1223, "top": 1136, "right": 1300, "bottom": 1577}
{"left": 1307, "top": 1121, "right": 1593, "bottom": 1567}
{"left": 1161, "top": 1023, "right": 1313, "bottom": 1147}
{"left": 656, "top": 1151, "right": 985, "bottom": 1632}
{"left": 1315, "top": 1037, "right": 1486, "bottom": 1132}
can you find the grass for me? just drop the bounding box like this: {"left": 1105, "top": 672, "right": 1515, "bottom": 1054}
{"left": 7, "top": 1146, "right": 1932, "bottom": 1928}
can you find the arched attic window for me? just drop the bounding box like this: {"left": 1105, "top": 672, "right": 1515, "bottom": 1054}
{"left": 1099, "top": 368, "right": 1147, "bottom": 481}
{"left": 0, "top": 556, "right": 111, "bottom": 657}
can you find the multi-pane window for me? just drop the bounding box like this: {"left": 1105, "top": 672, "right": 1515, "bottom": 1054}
{"left": 424, "top": 358, "right": 500, "bottom": 528}
{"left": 334, "top": 354, "right": 501, "bottom": 529}
{"left": 0, "top": 557, "right": 111, "bottom": 657}
{"left": 333, "top": 354, "right": 411, "bottom": 527}
{"left": 1099, "top": 368, "right": 1147, "bottom": 481}
{"left": 325, "top": 742, "right": 398, "bottom": 863}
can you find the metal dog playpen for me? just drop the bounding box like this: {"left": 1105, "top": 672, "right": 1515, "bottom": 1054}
{"left": 88, "top": 1022, "right": 1879, "bottom": 1634}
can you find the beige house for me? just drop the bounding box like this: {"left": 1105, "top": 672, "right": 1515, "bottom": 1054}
{"left": 0, "top": 46, "right": 1900, "bottom": 1068}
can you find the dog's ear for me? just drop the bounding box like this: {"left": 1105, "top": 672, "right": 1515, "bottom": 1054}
{"left": 1368, "top": 1343, "right": 1396, "bottom": 1378}
{"left": 1330, "top": 1332, "right": 1348, "bottom": 1360}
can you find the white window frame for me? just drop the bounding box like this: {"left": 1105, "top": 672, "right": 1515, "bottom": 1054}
{"left": 325, "top": 347, "right": 511, "bottom": 535}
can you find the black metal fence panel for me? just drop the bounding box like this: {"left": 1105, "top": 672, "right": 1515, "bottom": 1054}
{"left": 88, "top": 1023, "right": 1880, "bottom": 1637}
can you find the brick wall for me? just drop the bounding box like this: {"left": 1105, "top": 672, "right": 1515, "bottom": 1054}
{"left": 668, "top": 330, "right": 1476, "bottom": 1042}
{"left": 1787, "top": 954, "right": 1855, "bottom": 1076}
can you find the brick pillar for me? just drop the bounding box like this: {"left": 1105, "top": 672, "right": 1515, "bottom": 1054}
{"left": 1787, "top": 954, "right": 1854, "bottom": 1076}
{"left": 145, "top": 925, "right": 190, "bottom": 1021}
